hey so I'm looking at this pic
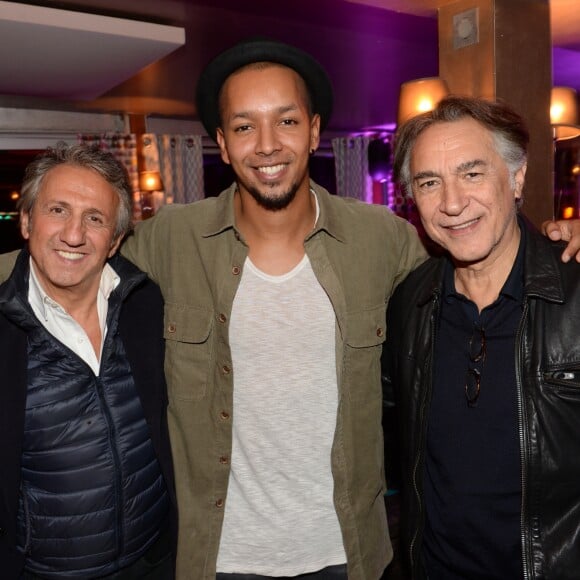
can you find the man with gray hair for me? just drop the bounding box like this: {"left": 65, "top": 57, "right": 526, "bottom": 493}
{"left": 0, "top": 144, "right": 176, "bottom": 579}
{"left": 382, "top": 96, "right": 580, "bottom": 580}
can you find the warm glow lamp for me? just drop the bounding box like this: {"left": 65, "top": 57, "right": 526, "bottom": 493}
{"left": 397, "top": 77, "right": 450, "bottom": 126}
{"left": 139, "top": 170, "right": 163, "bottom": 192}
{"left": 551, "top": 88, "right": 580, "bottom": 220}
{"left": 138, "top": 171, "right": 164, "bottom": 219}
{"left": 550, "top": 87, "right": 580, "bottom": 141}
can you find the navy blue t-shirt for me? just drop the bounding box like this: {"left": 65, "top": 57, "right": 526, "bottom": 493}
{"left": 422, "top": 228, "right": 525, "bottom": 579}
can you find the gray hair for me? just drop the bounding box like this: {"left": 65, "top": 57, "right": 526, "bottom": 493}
{"left": 18, "top": 142, "right": 133, "bottom": 239}
{"left": 393, "top": 95, "right": 529, "bottom": 199}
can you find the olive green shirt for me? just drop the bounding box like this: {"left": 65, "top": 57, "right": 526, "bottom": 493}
{"left": 0, "top": 181, "right": 426, "bottom": 579}
{"left": 121, "top": 181, "right": 426, "bottom": 579}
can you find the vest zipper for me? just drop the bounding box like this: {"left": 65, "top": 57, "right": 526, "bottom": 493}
{"left": 20, "top": 480, "right": 32, "bottom": 556}
{"left": 94, "top": 375, "right": 125, "bottom": 562}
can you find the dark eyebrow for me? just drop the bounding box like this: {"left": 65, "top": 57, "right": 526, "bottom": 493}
{"left": 456, "top": 159, "right": 487, "bottom": 172}
{"left": 413, "top": 170, "right": 439, "bottom": 182}
{"left": 44, "top": 200, "right": 106, "bottom": 217}
{"left": 230, "top": 110, "right": 252, "bottom": 122}
{"left": 230, "top": 103, "right": 299, "bottom": 122}
{"left": 413, "top": 159, "right": 488, "bottom": 182}
{"left": 277, "top": 104, "right": 299, "bottom": 115}
{"left": 85, "top": 208, "right": 106, "bottom": 216}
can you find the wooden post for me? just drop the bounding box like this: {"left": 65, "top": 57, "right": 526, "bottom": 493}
{"left": 438, "top": 0, "right": 553, "bottom": 227}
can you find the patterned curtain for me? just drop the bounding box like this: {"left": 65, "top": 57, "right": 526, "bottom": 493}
{"left": 77, "top": 133, "right": 139, "bottom": 192}
{"left": 78, "top": 133, "right": 141, "bottom": 219}
{"left": 331, "top": 136, "right": 372, "bottom": 202}
{"left": 148, "top": 134, "right": 204, "bottom": 204}
{"left": 79, "top": 132, "right": 204, "bottom": 219}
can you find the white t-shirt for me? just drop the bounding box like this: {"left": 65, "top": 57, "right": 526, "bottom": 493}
{"left": 216, "top": 254, "right": 346, "bottom": 576}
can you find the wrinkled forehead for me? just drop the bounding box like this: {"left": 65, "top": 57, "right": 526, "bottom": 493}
{"left": 412, "top": 118, "right": 496, "bottom": 166}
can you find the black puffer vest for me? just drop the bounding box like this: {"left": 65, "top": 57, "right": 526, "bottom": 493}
{"left": 4, "top": 261, "right": 169, "bottom": 578}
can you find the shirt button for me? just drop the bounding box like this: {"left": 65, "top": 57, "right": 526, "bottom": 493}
{"left": 167, "top": 323, "right": 176, "bottom": 333}
{"left": 219, "top": 455, "right": 229, "bottom": 465}
{"left": 218, "top": 313, "right": 227, "bottom": 323}
{"left": 376, "top": 327, "right": 384, "bottom": 338}
{"left": 222, "top": 365, "right": 231, "bottom": 375}
{"left": 232, "top": 266, "right": 241, "bottom": 275}
{"left": 215, "top": 498, "right": 224, "bottom": 508}
{"left": 220, "top": 411, "right": 230, "bottom": 420}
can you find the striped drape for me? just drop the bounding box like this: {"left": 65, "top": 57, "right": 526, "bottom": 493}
{"left": 331, "top": 136, "right": 372, "bottom": 203}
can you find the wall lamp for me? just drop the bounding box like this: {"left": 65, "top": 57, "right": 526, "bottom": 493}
{"left": 551, "top": 87, "right": 580, "bottom": 141}
{"left": 397, "top": 77, "right": 450, "bottom": 126}
{"left": 139, "top": 170, "right": 164, "bottom": 220}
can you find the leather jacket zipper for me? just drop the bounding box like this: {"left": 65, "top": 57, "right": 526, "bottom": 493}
{"left": 410, "top": 293, "right": 439, "bottom": 576}
{"left": 542, "top": 369, "right": 580, "bottom": 386}
{"left": 516, "top": 300, "right": 530, "bottom": 580}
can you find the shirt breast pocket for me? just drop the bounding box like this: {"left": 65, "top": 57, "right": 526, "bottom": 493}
{"left": 345, "top": 304, "right": 387, "bottom": 402}
{"left": 163, "top": 303, "right": 213, "bottom": 401}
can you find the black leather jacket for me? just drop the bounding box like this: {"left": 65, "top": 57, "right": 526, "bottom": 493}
{"left": 382, "top": 219, "right": 580, "bottom": 580}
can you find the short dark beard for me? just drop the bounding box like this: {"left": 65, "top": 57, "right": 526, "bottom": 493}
{"left": 245, "top": 181, "right": 300, "bottom": 211}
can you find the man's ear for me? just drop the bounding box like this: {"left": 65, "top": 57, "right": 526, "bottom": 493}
{"left": 310, "top": 114, "right": 321, "bottom": 153}
{"left": 107, "top": 235, "right": 123, "bottom": 258}
{"left": 216, "top": 128, "right": 231, "bottom": 165}
{"left": 20, "top": 211, "right": 31, "bottom": 240}
{"left": 514, "top": 163, "right": 527, "bottom": 200}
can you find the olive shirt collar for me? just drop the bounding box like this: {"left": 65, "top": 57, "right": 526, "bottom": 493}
{"left": 200, "top": 181, "right": 347, "bottom": 244}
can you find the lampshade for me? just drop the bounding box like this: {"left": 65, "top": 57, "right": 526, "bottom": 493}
{"left": 397, "top": 77, "right": 450, "bottom": 126}
{"left": 139, "top": 170, "right": 163, "bottom": 192}
{"left": 550, "top": 87, "right": 580, "bottom": 141}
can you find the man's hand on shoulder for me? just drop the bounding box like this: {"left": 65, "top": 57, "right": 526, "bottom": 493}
{"left": 0, "top": 249, "right": 20, "bottom": 283}
{"left": 542, "top": 219, "right": 580, "bottom": 263}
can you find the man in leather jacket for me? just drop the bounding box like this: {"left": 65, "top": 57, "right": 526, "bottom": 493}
{"left": 382, "top": 95, "right": 580, "bottom": 580}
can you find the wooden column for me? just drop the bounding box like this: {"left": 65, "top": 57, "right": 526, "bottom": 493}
{"left": 129, "top": 114, "right": 147, "bottom": 174}
{"left": 438, "top": 0, "right": 553, "bottom": 227}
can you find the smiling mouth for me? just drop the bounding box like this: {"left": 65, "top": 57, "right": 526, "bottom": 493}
{"left": 257, "top": 164, "right": 286, "bottom": 175}
{"left": 57, "top": 250, "right": 85, "bottom": 261}
{"left": 445, "top": 218, "right": 480, "bottom": 231}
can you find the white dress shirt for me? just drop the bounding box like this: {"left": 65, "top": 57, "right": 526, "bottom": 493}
{"left": 27, "top": 258, "right": 120, "bottom": 375}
